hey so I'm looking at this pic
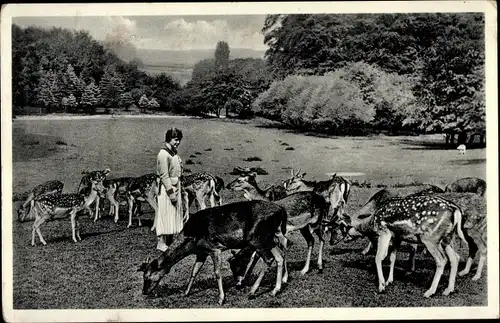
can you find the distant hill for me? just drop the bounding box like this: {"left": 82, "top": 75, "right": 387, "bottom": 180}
{"left": 136, "top": 48, "right": 267, "bottom": 86}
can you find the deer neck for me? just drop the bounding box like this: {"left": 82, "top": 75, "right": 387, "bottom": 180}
{"left": 157, "top": 234, "right": 197, "bottom": 273}
{"left": 84, "top": 188, "right": 100, "bottom": 207}
{"left": 243, "top": 182, "right": 268, "bottom": 201}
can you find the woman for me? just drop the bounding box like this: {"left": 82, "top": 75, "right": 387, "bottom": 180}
{"left": 155, "top": 127, "right": 185, "bottom": 251}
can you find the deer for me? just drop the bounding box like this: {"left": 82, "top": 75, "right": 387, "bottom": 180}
{"left": 370, "top": 194, "right": 468, "bottom": 298}
{"left": 76, "top": 168, "right": 111, "bottom": 220}
{"left": 341, "top": 186, "right": 446, "bottom": 271}
{"left": 226, "top": 171, "right": 328, "bottom": 282}
{"left": 30, "top": 177, "right": 105, "bottom": 246}
{"left": 445, "top": 177, "right": 486, "bottom": 196}
{"left": 17, "top": 180, "right": 64, "bottom": 223}
{"left": 126, "top": 173, "right": 159, "bottom": 228}
{"left": 283, "top": 168, "right": 351, "bottom": 244}
{"left": 100, "top": 176, "right": 137, "bottom": 223}
{"left": 182, "top": 172, "right": 225, "bottom": 211}
{"left": 137, "top": 200, "right": 288, "bottom": 306}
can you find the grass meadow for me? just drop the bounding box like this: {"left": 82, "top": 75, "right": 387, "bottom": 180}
{"left": 10, "top": 116, "right": 487, "bottom": 309}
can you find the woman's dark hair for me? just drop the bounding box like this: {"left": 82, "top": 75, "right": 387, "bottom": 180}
{"left": 165, "top": 128, "right": 183, "bottom": 142}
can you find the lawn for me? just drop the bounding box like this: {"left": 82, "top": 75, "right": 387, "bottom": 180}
{"left": 9, "top": 116, "right": 487, "bottom": 309}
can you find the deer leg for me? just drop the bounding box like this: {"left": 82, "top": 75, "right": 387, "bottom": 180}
{"left": 420, "top": 237, "right": 447, "bottom": 298}
{"left": 32, "top": 216, "right": 48, "bottom": 246}
{"left": 127, "top": 196, "right": 134, "bottom": 228}
{"left": 299, "top": 226, "right": 315, "bottom": 275}
{"left": 248, "top": 254, "right": 270, "bottom": 299}
{"left": 270, "top": 246, "right": 284, "bottom": 296}
{"left": 238, "top": 251, "right": 260, "bottom": 287}
{"left": 70, "top": 210, "right": 79, "bottom": 243}
{"left": 209, "top": 192, "right": 216, "bottom": 208}
{"left": 362, "top": 240, "right": 373, "bottom": 255}
{"left": 75, "top": 212, "right": 82, "bottom": 241}
{"left": 459, "top": 232, "right": 478, "bottom": 276}
{"left": 210, "top": 250, "right": 225, "bottom": 305}
{"left": 443, "top": 243, "right": 460, "bottom": 295}
{"left": 315, "top": 227, "right": 325, "bottom": 273}
{"left": 94, "top": 196, "right": 100, "bottom": 221}
{"left": 276, "top": 233, "right": 289, "bottom": 283}
{"left": 196, "top": 193, "right": 207, "bottom": 210}
{"left": 472, "top": 232, "right": 487, "bottom": 281}
{"left": 408, "top": 244, "right": 418, "bottom": 272}
{"left": 185, "top": 253, "right": 208, "bottom": 296}
{"left": 387, "top": 239, "right": 401, "bottom": 285}
{"left": 375, "top": 230, "right": 392, "bottom": 293}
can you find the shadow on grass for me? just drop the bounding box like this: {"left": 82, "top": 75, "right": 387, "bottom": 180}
{"left": 448, "top": 158, "right": 486, "bottom": 166}
{"left": 399, "top": 139, "right": 486, "bottom": 151}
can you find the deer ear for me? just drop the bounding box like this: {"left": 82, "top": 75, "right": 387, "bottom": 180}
{"left": 301, "top": 173, "right": 306, "bottom": 178}
{"left": 103, "top": 168, "right": 111, "bottom": 175}
{"left": 249, "top": 172, "right": 257, "bottom": 178}
{"left": 81, "top": 171, "right": 89, "bottom": 175}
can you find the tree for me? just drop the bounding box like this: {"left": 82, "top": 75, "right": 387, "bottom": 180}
{"left": 138, "top": 94, "right": 149, "bottom": 113}
{"left": 61, "top": 64, "right": 85, "bottom": 104}
{"left": 99, "top": 65, "right": 125, "bottom": 113}
{"left": 61, "top": 94, "right": 78, "bottom": 113}
{"left": 214, "top": 41, "right": 230, "bottom": 71}
{"left": 81, "top": 81, "right": 101, "bottom": 114}
{"left": 119, "top": 91, "right": 134, "bottom": 111}
{"left": 148, "top": 97, "right": 160, "bottom": 111}
{"left": 36, "top": 69, "right": 63, "bottom": 113}
{"left": 191, "top": 59, "right": 216, "bottom": 83}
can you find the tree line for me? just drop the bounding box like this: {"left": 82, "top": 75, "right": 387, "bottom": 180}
{"left": 12, "top": 25, "right": 180, "bottom": 114}
{"left": 12, "top": 13, "right": 485, "bottom": 144}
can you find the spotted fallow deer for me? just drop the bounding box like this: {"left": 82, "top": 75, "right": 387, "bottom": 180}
{"left": 30, "top": 178, "right": 105, "bottom": 246}
{"left": 17, "top": 180, "right": 64, "bottom": 222}
{"left": 76, "top": 168, "right": 111, "bottom": 220}
{"left": 100, "top": 176, "right": 137, "bottom": 223}
{"left": 137, "top": 200, "right": 288, "bottom": 306}
{"left": 126, "top": 173, "right": 159, "bottom": 228}
{"left": 371, "top": 194, "right": 467, "bottom": 298}
{"left": 226, "top": 171, "right": 328, "bottom": 283}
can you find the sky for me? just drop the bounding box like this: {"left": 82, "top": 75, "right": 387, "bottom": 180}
{"left": 13, "top": 15, "right": 268, "bottom": 51}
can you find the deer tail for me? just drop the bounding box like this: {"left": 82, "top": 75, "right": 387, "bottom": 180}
{"left": 453, "top": 207, "right": 467, "bottom": 245}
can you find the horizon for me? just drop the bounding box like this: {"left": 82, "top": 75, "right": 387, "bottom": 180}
{"left": 12, "top": 15, "right": 270, "bottom": 52}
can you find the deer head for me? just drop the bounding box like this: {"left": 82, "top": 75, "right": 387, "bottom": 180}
{"left": 137, "top": 256, "right": 169, "bottom": 296}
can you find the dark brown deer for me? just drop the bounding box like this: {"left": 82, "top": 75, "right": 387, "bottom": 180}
{"left": 17, "top": 180, "right": 64, "bottom": 222}
{"left": 227, "top": 171, "right": 328, "bottom": 280}
{"left": 137, "top": 200, "right": 287, "bottom": 305}
{"left": 445, "top": 177, "right": 486, "bottom": 196}
{"left": 433, "top": 192, "right": 487, "bottom": 281}
{"left": 283, "top": 169, "right": 351, "bottom": 239}
{"left": 30, "top": 178, "right": 105, "bottom": 246}
{"left": 371, "top": 194, "right": 467, "bottom": 298}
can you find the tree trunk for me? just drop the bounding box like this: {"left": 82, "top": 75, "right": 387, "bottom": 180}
{"left": 480, "top": 133, "right": 485, "bottom": 145}
{"left": 445, "top": 133, "right": 450, "bottom": 145}
{"left": 450, "top": 132, "right": 456, "bottom": 145}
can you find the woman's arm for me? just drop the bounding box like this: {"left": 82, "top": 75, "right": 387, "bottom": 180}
{"left": 158, "top": 152, "right": 175, "bottom": 196}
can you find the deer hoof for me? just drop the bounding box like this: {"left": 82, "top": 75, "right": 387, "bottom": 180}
{"left": 458, "top": 269, "right": 469, "bottom": 277}
{"left": 378, "top": 284, "right": 386, "bottom": 293}
{"left": 300, "top": 268, "right": 309, "bottom": 276}
{"left": 423, "top": 290, "right": 434, "bottom": 298}
{"left": 472, "top": 275, "right": 481, "bottom": 281}
{"left": 127, "top": 224, "right": 132, "bottom": 228}
{"left": 442, "top": 287, "right": 454, "bottom": 296}
{"left": 317, "top": 268, "right": 323, "bottom": 274}
{"left": 271, "top": 288, "right": 281, "bottom": 296}
{"left": 218, "top": 297, "right": 225, "bottom": 306}
{"left": 386, "top": 278, "right": 393, "bottom": 285}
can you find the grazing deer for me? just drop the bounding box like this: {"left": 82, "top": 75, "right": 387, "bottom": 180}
{"left": 126, "top": 173, "right": 159, "bottom": 228}
{"left": 17, "top": 180, "right": 64, "bottom": 222}
{"left": 371, "top": 194, "right": 467, "bottom": 298}
{"left": 100, "top": 176, "right": 137, "bottom": 223}
{"left": 227, "top": 172, "right": 328, "bottom": 280}
{"left": 445, "top": 177, "right": 486, "bottom": 196}
{"left": 76, "top": 168, "right": 111, "bottom": 219}
{"left": 30, "top": 178, "right": 105, "bottom": 246}
{"left": 283, "top": 169, "right": 351, "bottom": 240}
{"left": 433, "top": 192, "right": 487, "bottom": 281}
{"left": 137, "top": 200, "right": 288, "bottom": 305}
